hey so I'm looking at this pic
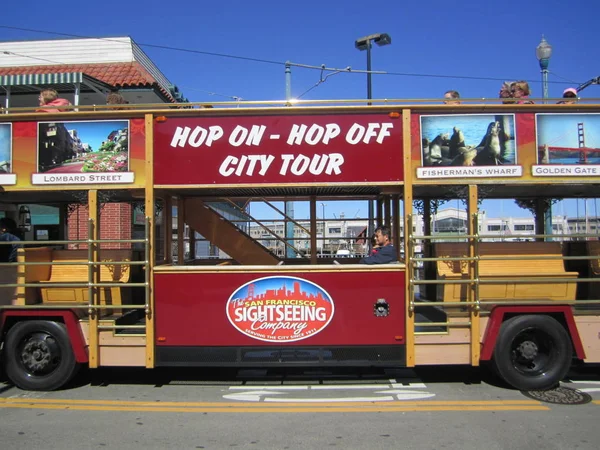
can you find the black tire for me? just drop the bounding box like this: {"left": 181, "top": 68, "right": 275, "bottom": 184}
{"left": 3, "top": 320, "right": 79, "bottom": 391}
{"left": 492, "top": 315, "right": 573, "bottom": 391}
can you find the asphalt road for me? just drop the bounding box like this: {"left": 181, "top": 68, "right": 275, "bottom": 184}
{"left": 1, "top": 365, "right": 599, "bottom": 450}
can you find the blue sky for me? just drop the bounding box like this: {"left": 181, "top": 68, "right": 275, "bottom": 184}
{"left": 1, "top": 0, "right": 599, "bottom": 220}
{"left": 1, "top": 0, "right": 599, "bottom": 103}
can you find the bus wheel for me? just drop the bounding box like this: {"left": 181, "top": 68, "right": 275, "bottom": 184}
{"left": 492, "top": 315, "right": 572, "bottom": 391}
{"left": 3, "top": 320, "right": 79, "bottom": 391}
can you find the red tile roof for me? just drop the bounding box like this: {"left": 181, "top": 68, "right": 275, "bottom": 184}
{"left": 0, "top": 62, "right": 175, "bottom": 102}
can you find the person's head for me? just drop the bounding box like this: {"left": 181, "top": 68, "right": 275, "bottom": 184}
{"left": 371, "top": 234, "right": 379, "bottom": 248}
{"left": 499, "top": 82, "right": 515, "bottom": 103}
{"left": 39, "top": 89, "right": 58, "bottom": 106}
{"left": 443, "top": 90, "right": 461, "bottom": 105}
{"left": 374, "top": 226, "right": 391, "bottom": 246}
{"left": 106, "top": 92, "right": 128, "bottom": 109}
{"left": 0, "top": 217, "right": 17, "bottom": 234}
{"left": 511, "top": 81, "right": 531, "bottom": 98}
{"left": 561, "top": 88, "right": 578, "bottom": 104}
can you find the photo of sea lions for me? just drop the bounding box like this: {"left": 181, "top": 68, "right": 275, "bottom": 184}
{"left": 420, "top": 114, "right": 516, "bottom": 167}
{"left": 536, "top": 113, "right": 600, "bottom": 165}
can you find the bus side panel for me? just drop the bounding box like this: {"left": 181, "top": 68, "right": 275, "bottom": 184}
{"left": 154, "top": 270, "right": 405, "bottom": 348}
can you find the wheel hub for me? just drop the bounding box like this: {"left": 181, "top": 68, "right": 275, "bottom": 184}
{"left": 20, "top": 335, "right": 59, "bottom": 374}
{"left": 517, "top": 340, "right": 538, "bottom": 360}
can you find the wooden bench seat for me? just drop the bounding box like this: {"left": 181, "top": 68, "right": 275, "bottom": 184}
{"left": 434, "top": 242, "right": 578, "bottom": 303}
{"left": 17, "top": 248, "right": 132, "bottom": 310}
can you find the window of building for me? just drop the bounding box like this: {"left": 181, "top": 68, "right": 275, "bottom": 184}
{"left": 328, "top": 227, "right": 341, "bottom": 234}
{"left": 514, "top": 224, "right": 534, "bottom": 231}
{"left": 487, "top": 225, "right": 501, "bottom": 231}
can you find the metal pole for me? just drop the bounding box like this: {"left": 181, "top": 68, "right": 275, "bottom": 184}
{"left": 541, "top": 60, "right": 553, "bottom": 239}
{"left": 542, "top": 68, "right": 549, "bottom": 102}
{"left": 284, "top": 61, "right": 295, "bottom": 258}
{"left": 4, "top": 86, "right": 10, "bottom": 112}
{"left": 285, "top": 62, "right": 292, "bottom": 102}
{"left": 74, "top": 82, "right": 81, "bottom": 111}
{"left": 366, "top": 40, "right": 374, "bottom": 240}
{"left": 321, "top": 203, "right": 326, "bottom": 257}
{"left": 366, "top": 41, "right": 372, "bottom": 105}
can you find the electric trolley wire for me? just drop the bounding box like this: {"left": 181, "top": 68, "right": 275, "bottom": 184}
{"left": 0, "top": 24, "right": 581, "bottom": 87}
{"left": 1, "top": 50, "right": 65, "bottom": 66}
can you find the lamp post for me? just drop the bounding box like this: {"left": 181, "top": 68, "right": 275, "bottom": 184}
{"left": 536, "top": 36, "right": 552, "bottom": 103}
{"left": 536, "top": 36, "right": 553, "bottom": 240}
{"left": 321, "top": 202, "right": 326, "bottom": 257}
{"left": 355, "top": 33, "right": 391, "bottom": 241}
{"left": 355, "top": 33, "right": 392, "bottom": 106}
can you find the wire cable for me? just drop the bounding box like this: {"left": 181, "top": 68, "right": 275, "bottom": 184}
{"left": 0, "top": 24, "right": 580, "bottom": 86}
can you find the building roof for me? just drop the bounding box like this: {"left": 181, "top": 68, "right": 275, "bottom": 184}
{"left": 0, "top": 71, "right": 114, "bottom": 94}
{"left": 0, "top": 62, "right": 175, "bottom": 102}
{"left": 0, "top": 37, "right": 188, "bottom": 103}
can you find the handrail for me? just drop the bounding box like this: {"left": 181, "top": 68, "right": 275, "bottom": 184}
{"left": 219, "top": 198, "right": 303, "bottom": 256}
{"left": 259, "top": 198, "right": 313, "bottom": 236}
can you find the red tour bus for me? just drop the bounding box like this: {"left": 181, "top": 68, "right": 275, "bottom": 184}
{"left": 0, "top": 101, "right": 599, "bottom": 391}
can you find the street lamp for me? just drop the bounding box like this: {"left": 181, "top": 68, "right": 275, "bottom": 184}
{"left": 321, "top": 202, "right": 326, "bottom": 257}
{"left": 536, "top": 36, "right": 552, "bottom": 102}
{"left": 536, "top": 36, "right": 553, "bottom": 240}
{"left": 355, "top": 33, "right": 392, "bottom": 105}
{"left": 355, "top": 33, "right": 391, "bottom": 242}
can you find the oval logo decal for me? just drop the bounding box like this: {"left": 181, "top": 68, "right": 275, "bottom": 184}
{"left": 226, "top": 276, "right": 335, "bottom": 343}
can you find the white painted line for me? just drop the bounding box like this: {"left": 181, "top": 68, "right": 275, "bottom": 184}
{"left": 391, "top": 383, "right": 427, "bottom": 389}
{"left": 264, "top": 396, "right": 396, "bottom": 403}
{"left": 310, "top": 384, "right": 392, "bottom": 390}
{"left": 396, "top": 393, "right": 436, "bottom": 400}
{"left": 229, "top": 386, "right": 308, "bottom": 391}
{"left": 223, "top": 390, "right": 287, "bottom": 402}
{"left": 569, "top": 381, "right": 600, "bottom": 385}
{"left": 576, "top": 388, "right": 600, "bottom": 393}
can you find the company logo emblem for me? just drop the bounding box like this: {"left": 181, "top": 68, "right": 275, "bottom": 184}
{"left": 226, "top": 276, "right": 335, "bottom": 342}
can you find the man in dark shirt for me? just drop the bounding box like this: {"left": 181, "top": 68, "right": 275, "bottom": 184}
{"left": 0, "top": 217, "right": 21, "bottom": 263}
{"left": 360, "top": 226, "right": 397, "bottom": 264}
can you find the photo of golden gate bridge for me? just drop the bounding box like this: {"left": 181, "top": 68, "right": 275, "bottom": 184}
{"left": 536, "top": 114, "right": 600, "bottom": 165}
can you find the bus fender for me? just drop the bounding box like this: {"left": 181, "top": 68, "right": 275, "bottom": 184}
{"left": 480, "top": 305, "right": 585, "bottom": 361}
{"left": 0, "top": 310, "right": 89, "bottom": 363}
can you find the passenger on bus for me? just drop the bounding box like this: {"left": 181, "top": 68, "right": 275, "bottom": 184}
{"left": 106, "top": 92, "right": 129, "bottom": 110}
{"left": 369, "top": 234, "right": 380, "bottom": 256}
{"left": 511, "top": 81, "right": 534, "bottom": 104}
{"left": 0, "top": 218, "right": 21, "bottom": 263}
{"left": 443, "top": 90, "right": 461, "bottom": 105}
{"left": 37, "top": 89, "right": 72, "bottom": 112}
{"left": 499, "top": 81, "right": 515, "bottom": 104}
{"left": 558, "top": 88, "right": 578, "bottom": 105}
{"left": 360, "top": 226, "right": 396, "bottom": 264}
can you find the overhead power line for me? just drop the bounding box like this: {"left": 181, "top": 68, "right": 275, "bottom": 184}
{"left": 0, "top": 24, "right": 581, "bottom": 86}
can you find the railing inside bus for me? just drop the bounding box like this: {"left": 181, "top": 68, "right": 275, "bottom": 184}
{"left": 0, "top": 217, "right": 151, "bottom": 334}
{"left": 407, "top": 213, "right": 600, "bottom": 334}
{"left": 4, "top": 97, "right": 600, "bottom": 114}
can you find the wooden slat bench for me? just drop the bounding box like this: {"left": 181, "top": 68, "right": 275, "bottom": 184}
{"left": 587, "top": 241, "right": 600, "bottom": 300}
{"left": 434, "top": 241, "right": 578, "bottom": 304}
{"left": 17, "top": 248, "right": 132, "bottom": 310}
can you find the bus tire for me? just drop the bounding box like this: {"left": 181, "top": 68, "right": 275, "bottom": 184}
{"left": 492, "top": 315, "right": 572, "bottom": 391}
{"left": 3, "top": 320, "right": 79, "bottom": 391}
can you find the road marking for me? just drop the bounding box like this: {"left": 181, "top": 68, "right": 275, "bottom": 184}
{"left": 223, "top": 390, "right": 288, "bottom": 402}
{"left": 263, "top": 396, "right": 397, "bottom": 403}
{"left": 0, "top": 398, "right": 546, "bottom": 407}
{"left": 0, "top": 400, "right": 549, "bottom": 413}
{"left": 229, "top": 386, "right": 308, "bottom": 390}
